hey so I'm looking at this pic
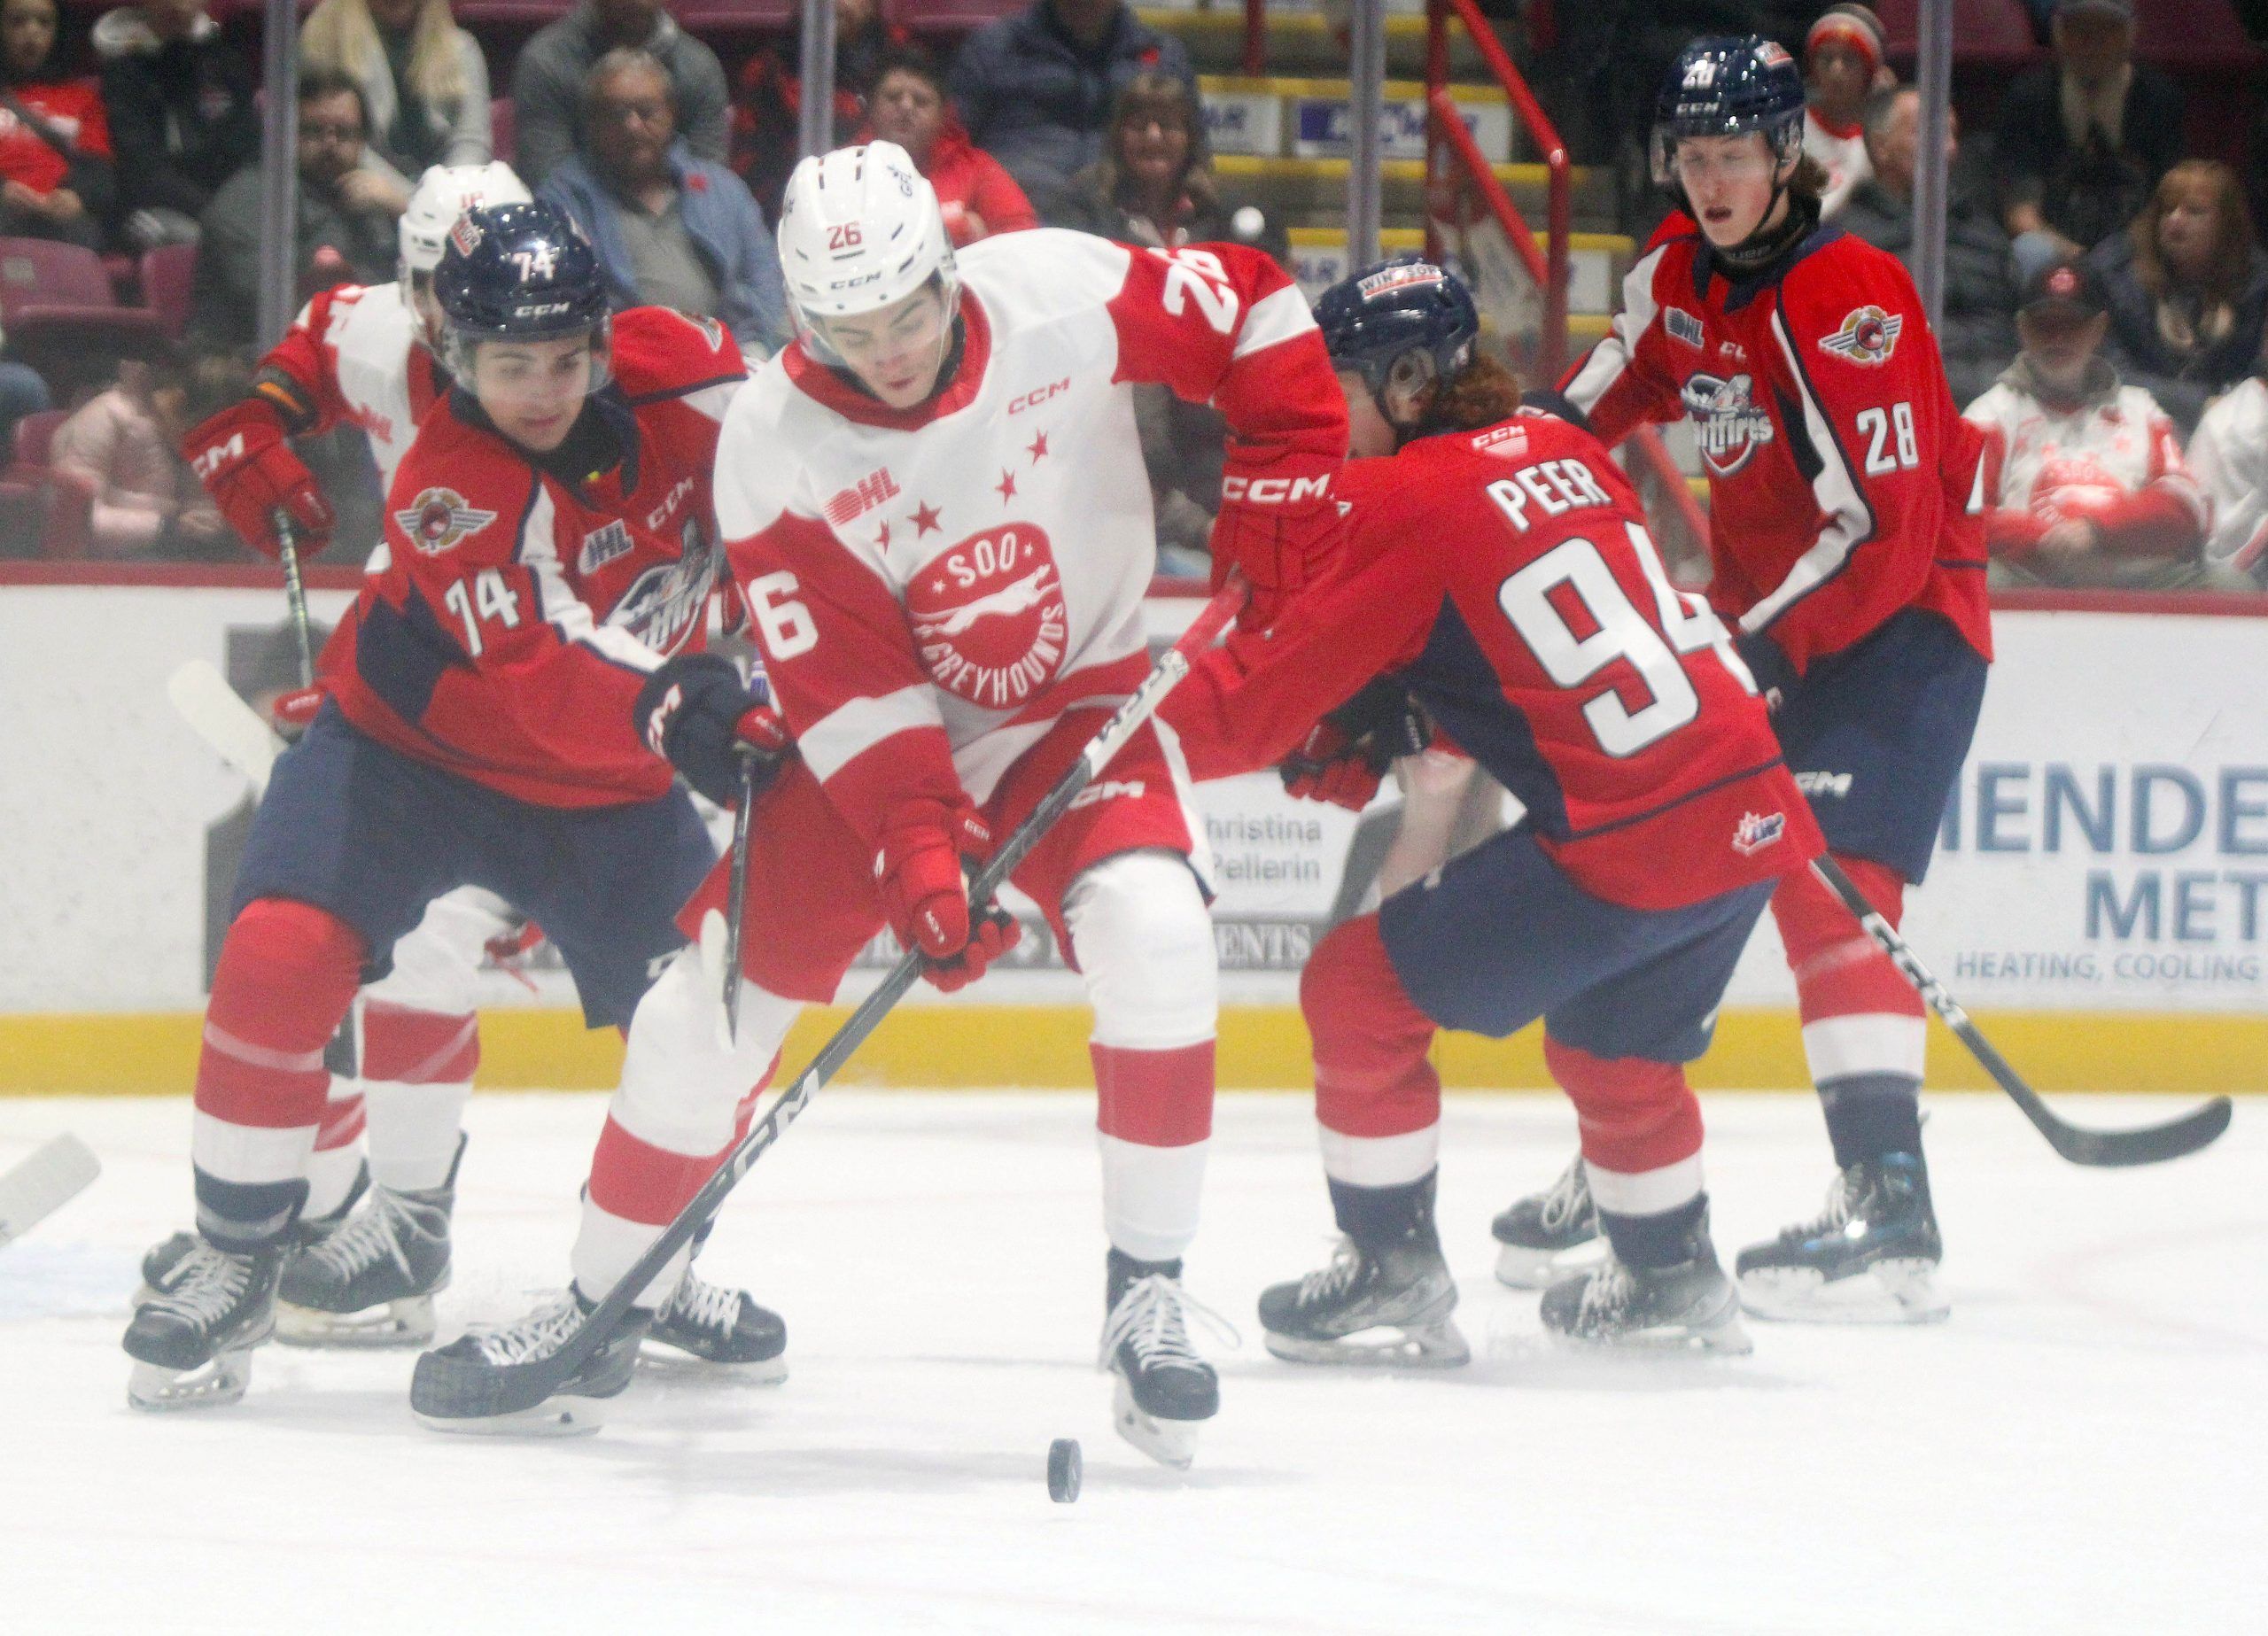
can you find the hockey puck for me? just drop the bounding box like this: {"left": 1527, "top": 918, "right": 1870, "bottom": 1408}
{"left": 1046, "top": 1437, "right": 1083, "bottom": 1503}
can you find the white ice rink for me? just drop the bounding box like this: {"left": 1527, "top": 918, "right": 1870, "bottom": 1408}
{"left": 2, "top": 1088, "right": 2260, "bottom": 1633}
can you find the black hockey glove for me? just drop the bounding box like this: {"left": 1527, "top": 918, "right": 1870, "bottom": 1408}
{"left": 1279, "top": 677, "right": 1433, "bottom": 810}
{"left": 633, "top": 653, "right": 791, "bottom": 808}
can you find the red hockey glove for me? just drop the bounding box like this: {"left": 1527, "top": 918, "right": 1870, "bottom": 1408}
{"left": 1278, "top": 678, "right": 1433, "bottom": 810}
{"left": 182, "top": 398, "right": 336, "bottom": 562}
{"left": 269, "top": 684, "right": 324, "bottom": 740}
{"left": 1208, "top": 461, "right": 1345, "bottom": 629}
{"left": 876, "top": 799, "right": 1021, "bottom": 989}
{"left": 633, "top": 653, "right": 791, "bottom": 807}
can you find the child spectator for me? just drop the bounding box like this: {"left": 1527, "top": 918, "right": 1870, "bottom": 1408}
{"left": 2185, "top": 326, "right": 2268, "bottom": 585}
{"left": 51, "top": 350, "right": 237, "bottom": 558}
{"left": 2087, "top": 159, "right": 2268, "bottom": 435}
{"left": 0, "top": 0, "right": 114, "bottom": 249}
{"left": 1801, "top": 4, "right": 1891, "bottom": 221}
{"left": 860, "top": 46, "right": 1033, "bottom": 248}
{"left": 299, "top": 0, "right": 491, "bottom": 183}
{"left": 95, "top": 0, "right": 260, "bottom": 249}
{"left": 1963, "top": 259, "right": 2213, "bottom": 589}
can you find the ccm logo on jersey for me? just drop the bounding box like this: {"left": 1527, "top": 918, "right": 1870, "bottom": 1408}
{"left": 1818, "top": 306, "right": 1905, "bottom": 367}
{"left": 1732, "top": 810, "right": 1787, "bottom": 855}
{"left": 646, "top": 474, "right": 697, "bottom": 531}
{"left": 1795, "top": 770, "right": 1854, "bottom": 798}
{"left": 1223, "top": 474, "right": 1331, "bottom": 505}
{"left": 825, "top": 467, "right": 902, "bottom": 526}
{"left": 1008, "top": 378, "right": 1070, "bottom": 415}
{"left": 394, "top": 487, "right": 497, "bottom": 555}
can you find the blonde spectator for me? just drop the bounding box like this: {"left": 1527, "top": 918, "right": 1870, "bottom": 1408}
{"left": 300, "top": 0, "right": 490, "bottom": 186}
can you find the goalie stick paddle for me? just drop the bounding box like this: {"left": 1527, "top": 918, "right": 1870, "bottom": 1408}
{"left": 0, "top": 1134, "right": 101, "bottom": 1250}
{"left": 167, "top": 661, "right": 287, "bottom": 795}
{"left": 1812, "top": 856, "right": 2232, "bottom": 1167}
{"left": 411, "top": 578, "right": 1247, "bottom": 1423}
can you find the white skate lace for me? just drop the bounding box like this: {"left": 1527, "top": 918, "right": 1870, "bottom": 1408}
{"left": 1098, "top": 1274, "right": 1240, "bottom": 1372}
{"left": 664, "top": 1271, "right": 741, "bottom": 1335}
{"left": 1295, "top": 1240, "right": 1366, "bottom": 1306}
{"left": 1580, "top": 1258, "right": 1639, "bottom": 1325}
{"left": 145, "top": 1243, "right": 252, "bottom": 1329}
{"left": 464, "top": 1292, "right": 583, "bottom": 1366}
{"left": 1797, "top": 1168, "right": 1866, "bottom": 1237}
{"left": 301, "top": 1187, "right": 418, "bottom": 1283}
{"left": 1539, "top": 1156, "right": 1590, "bottom": 1233}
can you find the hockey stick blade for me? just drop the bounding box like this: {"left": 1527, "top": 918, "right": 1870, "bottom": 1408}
{"left": 0, "top": 1134, "right": 101, "bottom": 1249}
{"left": 167, "top": 661, "right": 286, "bottom": 795}
{"left": 1812, "top": 857, "right": 2233, "bottom": 1168}
{"left": 411, "top": 579, "right": 1248, "bottom": 1426}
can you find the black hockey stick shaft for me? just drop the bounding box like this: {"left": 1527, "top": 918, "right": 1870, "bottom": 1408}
{"left": 546, "top": 579, "right": 1247, "bottom": 1392}
{"left": 273, "top": 512, "right": 316, "bottom": 688}
{"left": 720, "top": 752, "right": 758, "bottom": 1042}
{"left": 1811, "top": 856, "right": 2231, "bottom": 1167}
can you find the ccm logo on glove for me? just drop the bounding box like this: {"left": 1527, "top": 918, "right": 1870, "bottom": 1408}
{"left": 1221, "top": 474, "right": 1332, "bottom": 506}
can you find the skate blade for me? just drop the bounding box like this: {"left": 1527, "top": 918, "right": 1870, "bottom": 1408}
{"left": 1110, "top": 1377, "right": 1200, "bottom": 1471}
{"left": 127, "top": 1350, "right": 254, "bottom": 1411}
{"left": 1739, "top": 1260, "right": 1949, "bottom": 1326}
{"left": 1493, "top": 1237, "right": 1606, "bottom": 1291}
{"left": 637, "top": 1342, "right": 789, "bottom": 1384}
{"left": 275, "top": 1294, "right": 438, "bottom": 1349}
{"left": 1262, "top": 1319, "right": 1471, "bottom": 1369}
{"left": 1552, "top": 1299, "right": 1753, "bottom": 1356}
{"left": 414, "top": 1400, "right": 605, "bottom": 1438}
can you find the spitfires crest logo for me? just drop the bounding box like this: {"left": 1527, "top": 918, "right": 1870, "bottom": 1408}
{"left": 394, "top": 487, "right": 496, "bottom": 555}
{"left": 1818, "top": 305, "right": 1904, "bottom": 367}
{"left": 1733, "top": 810, "right": 1787, "bottom": 856}
{"left": 907, "top": 524, "right": 1068, "bottom": 709}
{"left": 1680, "top": 372, "right": 1775, "bottom": 478}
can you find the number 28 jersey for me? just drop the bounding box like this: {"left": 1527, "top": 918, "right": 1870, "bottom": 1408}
{"left": 1161, "top": 411, "right": 1824, "bottom": 910}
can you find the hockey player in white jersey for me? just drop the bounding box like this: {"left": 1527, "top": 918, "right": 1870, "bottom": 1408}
{"left": 159, "top": 163, "right": 781, "bottom": 1372}
{"left": 624, "top": 141, "right": 1348, "bottom": 1464}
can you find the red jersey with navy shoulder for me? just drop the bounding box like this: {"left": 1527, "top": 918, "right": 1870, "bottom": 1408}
{"left": 1161, "top": 411, "right": 1824, "bottom": 911}
{"left": 320, "top": 306, "right": 746, "bottom": 808}
{"left": 1558, "top": 221, "right": 1992, "bottom": 675}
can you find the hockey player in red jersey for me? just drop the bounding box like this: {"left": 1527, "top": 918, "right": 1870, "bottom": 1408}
{"left": 125, "top": 202, "right": 792, "bottom": 1415}
{"left": 621, "top": 140, "right": 1345, "bottom": 1465}
{"left": 1162, "top": 259, "right": 1823, "bottom": 1358}
{"left": 1498, "top": 36, "right": 1993, "bottom": 1322}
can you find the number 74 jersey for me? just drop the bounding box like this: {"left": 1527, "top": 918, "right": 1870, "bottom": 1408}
{"left": 1161, "top": 411, "right": 1824, "bottom": 911}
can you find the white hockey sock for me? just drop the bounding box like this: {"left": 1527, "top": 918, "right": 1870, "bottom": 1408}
{"left": 1099, "top": 1133, "right": 1208, "bottom": 1264}
{"left": 363, "top": 1079, "right": 472, "bottom": 1193}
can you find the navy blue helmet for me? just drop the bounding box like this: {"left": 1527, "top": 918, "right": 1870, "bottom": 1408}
{"left": 1651, "top": 35, "right": 1807, "bottom": 190}
{"left": 434, "top": 200, "right": 609, "bottom": 347}
{"left": 1315, "top": 257, "right": 1478, "bottom": 423}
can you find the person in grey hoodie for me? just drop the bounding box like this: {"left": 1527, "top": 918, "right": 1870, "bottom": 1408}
{"left": 509, "top": 0, "right": 726, "bottom": 187}
{"left": 94, "top": 0, "right": 260, "bottom": 246}
{"left": 536, "top": 50, "right": 786, "bottom": 355}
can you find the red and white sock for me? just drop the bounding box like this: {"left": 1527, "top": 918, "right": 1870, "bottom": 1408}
{"left": 361, "top": 999, "right": 478, "bottom": 1195}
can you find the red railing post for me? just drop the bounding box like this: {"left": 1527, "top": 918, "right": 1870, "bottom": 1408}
{"left": 1424, "top": 0, "right": 1449, "bottom": 264}
{"left": 1243, "top": 0, "right": 1265, "bottom": 76}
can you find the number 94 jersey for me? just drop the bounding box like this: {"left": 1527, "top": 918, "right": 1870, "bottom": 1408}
{"left": 1162, "top": 411, "right": 1823, "bottom": 911}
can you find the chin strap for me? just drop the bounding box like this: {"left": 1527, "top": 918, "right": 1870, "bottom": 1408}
{"left": 1714, "top": 186, "right": 1820, "bottom": 277}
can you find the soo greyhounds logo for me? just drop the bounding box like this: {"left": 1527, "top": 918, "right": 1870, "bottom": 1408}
{"left": 907, "top": 524, "right": 1068, "bottom": 709}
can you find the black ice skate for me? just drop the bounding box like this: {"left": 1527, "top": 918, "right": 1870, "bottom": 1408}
{"left": 276, "top": 1141, "right": 462, "bottom": 1347}
{"left": 1099, "top": 1250, "right": 1230, "bottom": 1470}
{"left": 1736, "top": 1152, "right": 1947, "bottom": 1324}
{"left": 412, "top": 1288, "right": 649, "bottom": 1436}
{"left": 1540, "top": 1217, "right": 1750, "bottom": 1353}
{"left": 645, "top": 1268, "right": 788, "bottom": 1381}
{"left": 1258, "top": 1236, "right": 1468, "bottom": 1368}
{"left": 122, "top": 1239, "right": 286, "bottom": 1409}
{"left": 136, "top": 1160, "right": 368, "bottom": 1302}
{"left": 1490, "top": 1153, "right": 1604, "bottom": 1290}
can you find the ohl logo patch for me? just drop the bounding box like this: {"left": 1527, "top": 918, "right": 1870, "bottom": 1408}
{"left": 1680, "top": 372, "right": 1775, "bottom": 478}
{"left": 394, "top": 487, "right": 496, "bottom": 555}
{"left": 1818, "top": 305, "right": 1904, "bottom": 367}
{"left": 907, "top": 524, "right": 1068, "bottom": 709}
{"left": 1733, "top": 810, "right": 1787, "bottom": 856}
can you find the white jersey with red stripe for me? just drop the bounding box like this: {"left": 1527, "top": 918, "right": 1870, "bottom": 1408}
{"left": 2186, "top": 375, "right": 2268, "bottom": 581}
{"left": 261, "top": 281, "right": 446, "bottom": 494}
{"left": 713, "top": 228, "right": 1341, "bottom": 851}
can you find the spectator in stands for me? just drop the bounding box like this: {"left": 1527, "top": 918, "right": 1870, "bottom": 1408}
{"left": 2086, "top": 159, "right": 2268, "bottom": 436}
{"left": 1802, "top": 4, "right": 1892, "bottom": 221}
{"left": 1040, "top": 74, "right": 1285, "bottom": 263}
{"left": 1963, "top": 258, "right": 2214, "bottom": 589}
{"left": 2186, "top": 324, "right": 2268, "bottom": 584}
{"left": 50, "top": 348, "right": 232, "bottom": 559}
{"left": 950, "top": 0, "right": 1195, "bottom": 199}
{"left": 860, "top": 46, "right": 1034, "bottom": 249}
{"left": 511, "top": 0, "right": 727, "bottom": 188}
{"left": 189, "top": 70, "right": 400, "bottom": 353}
{"left": 0, "top": 0, "right": 114, "bottom": 249}
{"left": 1838, "top": 86, "right": 2019, "bottom": 407}
{"left": 730, "top": 0, "right": 902, "bottom": 221}
{"left": 537, "top": 50, "right": 786, "bottom": 355}
{"left": 1993, "top": 0, "right": 2183, "bottom": 280}
{"left": 95, "top": 0, "right": 260, "bottom": 249}
{"left": 300, "top": 0, "right": 491, "bottom": 184}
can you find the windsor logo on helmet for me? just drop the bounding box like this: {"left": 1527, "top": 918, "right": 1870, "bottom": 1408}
{"left": 1357, "top": 262, "right": 1444, "bottom": 299}
{"left": 395, "top": 488, "right": 497, "bottom": 555}
{"left": 1818, "top": 305, "right": 1904, "bottom": 367}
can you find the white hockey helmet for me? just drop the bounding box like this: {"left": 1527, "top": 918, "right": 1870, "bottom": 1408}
{"left": 400, "top": 161, "right": 532, "bottom": 280}
{"left": 777, "top": 141, "right": 958, "bottom": 359}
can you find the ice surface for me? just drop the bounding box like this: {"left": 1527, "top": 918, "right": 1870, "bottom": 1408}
{"left": 1, "top": 1089, "right": 2260, "bottom": 1633}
